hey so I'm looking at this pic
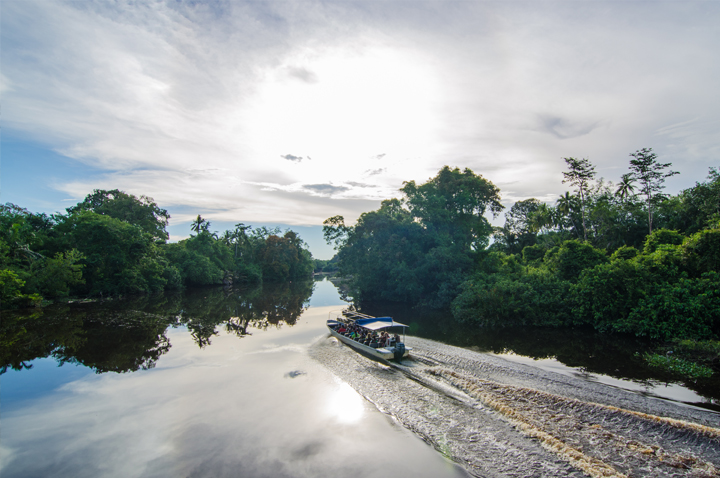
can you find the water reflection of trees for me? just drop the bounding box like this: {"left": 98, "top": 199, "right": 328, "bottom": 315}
{"left": 0, "top": 308, "right": 85, "bottom": 373}
{"left": 0, "top": 281, "right": 313, "bottom": 374}
{"left": 177, "top": 280, "right": 312, "bottom": 347}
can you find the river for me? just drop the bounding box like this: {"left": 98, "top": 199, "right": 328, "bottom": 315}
{"left": 1, "top": 278, "right": 718, "bottom": 477}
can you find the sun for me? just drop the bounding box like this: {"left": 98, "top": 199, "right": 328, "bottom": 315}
{"left": 325, "top": 380, "right": 365, "bottom": 424}
{"left": 243, "top": 43, "right": 444, "bottom": 184}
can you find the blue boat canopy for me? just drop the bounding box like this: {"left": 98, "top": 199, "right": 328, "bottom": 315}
{"left": 354, "top": 317, "right": 408, "bottom": 330}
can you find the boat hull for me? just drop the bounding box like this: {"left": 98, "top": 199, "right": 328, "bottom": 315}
{"left": 327, "top": 325, "right": 410, "bottom": 360}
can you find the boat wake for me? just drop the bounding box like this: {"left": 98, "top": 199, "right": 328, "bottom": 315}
{"left": 310, "top": 335, "right": 720, "bottom": 478}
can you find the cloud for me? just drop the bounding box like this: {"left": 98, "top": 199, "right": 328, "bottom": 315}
{"left": 286, "top": 66, "right": 319, "bottom": 84}
{"left": 536, "top": 115, "right": 602, "bottom": 140}
{"left": 365, "top": 168, "right": 386, "bottom": 176}
{"left": 3, "top": 0, "right": 720, "bottom": 233}
{"left": 303, "top": 184, "right": 349, "bottom": 195}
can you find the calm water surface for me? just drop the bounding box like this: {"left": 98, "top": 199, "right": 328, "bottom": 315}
{"left": 1, "top": 279, "right": 467, "bottom": 478}
{"left": 2, "top": 278, "right": 718, "bottom": 477}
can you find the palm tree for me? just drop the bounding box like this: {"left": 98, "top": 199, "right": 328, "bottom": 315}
{"left": 190, "top": 214, "right": 209, "bottom": 233}
{"left": 556, "top": 192, "right": 580, "bottom": 238}
{"left": 528, "top": 203, "right": 553, "bottom": 234}
{"left": 231, "top": 223, "right": 252, "bottom": 258}
{"left": 615, "top": 173, "right": 636, "bottom": 202}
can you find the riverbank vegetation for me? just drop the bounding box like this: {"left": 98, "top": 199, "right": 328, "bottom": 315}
{"left": 0, "top": 190, "right": 314, "bottom": 308}
{"left": 324, "top": 150, "right": 720, "bottom": 378}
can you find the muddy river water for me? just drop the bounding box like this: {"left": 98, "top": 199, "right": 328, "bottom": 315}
{"left": 1, "top": 279, "right": 718, "bottom": 477}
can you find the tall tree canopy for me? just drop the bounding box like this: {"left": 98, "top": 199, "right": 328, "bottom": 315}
{"left": 68, "top": 189, "right": 171, "bottom": 241}
{"left": 325, "top": 166, "right": 502, "bottom": 307}
{"left": 628, "top": 148, "right": 678, "bottom": 233}
{"left": 401, "top": 166, "right": 503, "bottom": 251}
{"left": 562, "top": 157, "right": 596, "bottom": 241}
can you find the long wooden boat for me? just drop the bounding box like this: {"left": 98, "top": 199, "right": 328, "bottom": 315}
{"left": 327, "top": 309, "right": 411, "bottom": 361}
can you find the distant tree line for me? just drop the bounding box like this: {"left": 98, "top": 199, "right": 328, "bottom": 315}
{"left": 324, "top": 151, "right": 720, "bottom": 351}
{"left": 0, "top": 189, "right": 314, "bottom": 308}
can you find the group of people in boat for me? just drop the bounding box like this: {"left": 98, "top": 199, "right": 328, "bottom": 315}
{"left": 333, "top": 322, "right": 400, "bottom": 349}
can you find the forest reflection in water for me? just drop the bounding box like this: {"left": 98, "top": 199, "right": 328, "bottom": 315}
{"left": 1, "top": 280, "right": 314, "bottom": 376}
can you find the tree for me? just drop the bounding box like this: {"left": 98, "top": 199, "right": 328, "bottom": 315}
{"left": 615, "top": 173, "right": 636, "bottom": 202}
{"left": 68, "top": 189, "right": 170, "bottom": 241}
{"left": 221, "top": 223, "right": 252, "bottom": 259}
{"left": 190, "top": 215, "right": 210, "bottom": 234}
{"left": 52, "top": 211, "right": 169, "bottom": 295}
{"left": 256, "top": 231, "right": 313, "bottom": 282}
{"left": 400, "top": 166, "right": 503, "bottom": 251}
{"left": 323, "top": 215, "right": 350, "bottom": 250}
{"left": 562, "top": 157, "right": 596, "bottom": 241}
{"left": 528, "top": 203, "right": 554, "bottom": 234}
{"left": 326, "top": 167, "right": 502, "bottom": 307}
{"left": 500, "top": 199, "right": 541, "bottom": 253}
{"left": 628, "top": 148, "right": 678, "bottom": 233}
{"left": 555, "top": 192, "right": 580, "bottom": 238}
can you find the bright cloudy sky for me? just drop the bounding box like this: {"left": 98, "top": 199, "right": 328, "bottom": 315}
{"left": 2, "top": 1, "right": 719, "bottom": 258}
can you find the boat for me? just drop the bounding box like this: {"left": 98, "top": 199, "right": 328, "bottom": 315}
{"left": 327, "top": 309, "right": 412, "bottom": 361}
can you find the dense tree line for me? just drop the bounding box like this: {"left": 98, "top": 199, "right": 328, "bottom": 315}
{"left": 0, "top": 190, "right": 314, "bottom": 308}
{"left": 324, "top": 153, "right": 720, "bottom": 375}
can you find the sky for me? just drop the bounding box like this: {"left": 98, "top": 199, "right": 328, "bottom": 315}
{"left": 2, "top": 1, "right": 719, "bottom": 259}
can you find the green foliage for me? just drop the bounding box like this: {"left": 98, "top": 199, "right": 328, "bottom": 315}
{"left": 522, "top": 244, "right": 545, "bottom": 263}
{"left": 166, "top": 227, "right": 310, "bottom": 286}
{"left": 562, "top": 157, "right": 596, "bottom": 241}
{"left": 452, "top": 270, "right": 571, "bottom": 327}
{"left": 610, "top": 246, "right": 638, "bottom": 261}
{"left": 1, "top": 193, "right": 313, "bottom": 306}
{"left": 667, "top": 339, "right": 720, "bottom": 373}
{"left": 401, "top": 166, "right": 503, "bottom": 251}
{"left": 332, "top": 160, "right": 718, "bottom": 349}
{"left": 190, "top": 214, "right": 210, "bottom": 234}
{"left": 67, "top": 189, "right": 170, "bottom": 240}
{"left": 618, "top": 273, "right": 720, "bottom": 340}
{"left": 497, "top": 199, "right": 541, "bottom": 253}
{"left": 335, "top": 200, "right": 429, "bottom": 303}
{"left": 329, "top": 167, "right": 502, "bottom": 307}
{"left": 682, "top": 227, "right": 720, "bottom": 274}
{"left": 546, "top": 240, "right": 607, "bottom": 281}
{"left": 628, "top": 147, "right": 679, "bottom": 233}
{"left": 572, "top": 259, "right": 649, "bottom": 331}
{"left": 0, "top": 269, "right": 42, "bottom": 308}
{"left": 164, "top": 232, "right": 230, "bottom": 286}
{"left": 643, "top": 228, "right": 684, "bottom": 254}
{"left": 643, "top": 354, "right": 713, "bottom": 379}
{"left": 322, "top": 215, "right": 350, "bottom": 249}
{"left": 28, "top": 250, "right": 85, "bottom": 299}
{"left": 54, "top": 211, "right": 172, "bottom": 296}
{"left": 257, "top": 231, "right": 314, "bottom": 282}
{"left": 314, "top": 257, "right": 339, "bottom": 273}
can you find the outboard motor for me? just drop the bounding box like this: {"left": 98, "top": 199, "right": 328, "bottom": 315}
{"left": 393, "top": 342, "right": 405, "bottom": 361}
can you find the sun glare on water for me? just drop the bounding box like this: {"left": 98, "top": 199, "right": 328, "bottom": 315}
{"left": 326, "top": 381, "right": 365, "bottom": 424}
